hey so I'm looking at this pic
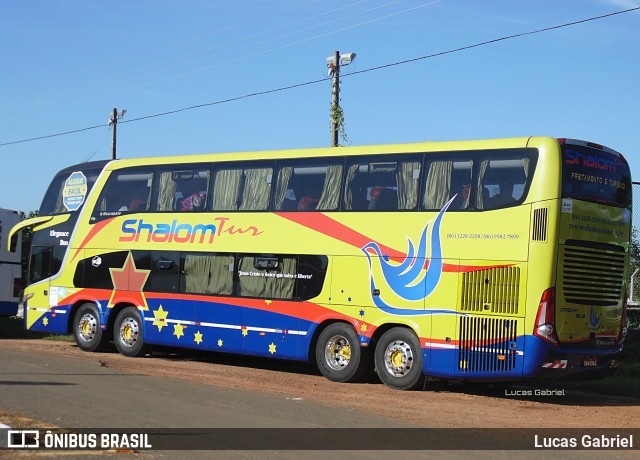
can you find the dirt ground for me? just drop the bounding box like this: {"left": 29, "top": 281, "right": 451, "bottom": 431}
{"left": 2, "top": 338, "right": 639, "bottom": 430}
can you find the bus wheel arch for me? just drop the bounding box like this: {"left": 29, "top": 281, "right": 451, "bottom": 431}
{"left": 374, "top": 326, "right": 426, "bottom": 391}
{"left": 314, "top": 321, "right": 370, "bottom": 383}
{"left": 72, "top": 302, "right": 108, "bottom": 353}
{"left": 113, "top": 305, "right": 148, "bottom": 358}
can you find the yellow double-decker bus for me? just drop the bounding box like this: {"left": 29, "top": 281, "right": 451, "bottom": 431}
{"left": 11, "top": 136, "right": 631, "bottom": 390}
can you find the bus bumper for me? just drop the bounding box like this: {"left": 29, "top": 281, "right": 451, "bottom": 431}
{"left": 523, "top": 335, "right": 622, "bottom": 380}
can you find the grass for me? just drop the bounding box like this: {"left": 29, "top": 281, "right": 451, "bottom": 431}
{"left": 0, "top": 315, "right": 74, "bottom": 341}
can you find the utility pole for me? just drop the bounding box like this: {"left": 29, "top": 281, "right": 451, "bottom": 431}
{"left": 329, "top": 50, "right": 340, "bottom": 148}
{"left": 108, "top": 108, "right": 126, "bottom": 160}
{"left": 326, "top": 51, "right": 356, "bottom": 147}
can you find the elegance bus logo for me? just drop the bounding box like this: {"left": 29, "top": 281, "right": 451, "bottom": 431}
{"left": 119, "top": 217, "right": 263, "bottom": 244}
{"left": 564, "top": 148, "right": 616, "bottom": 173}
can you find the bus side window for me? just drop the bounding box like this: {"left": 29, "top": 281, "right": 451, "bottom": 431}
{"left": 273, "top": 161, "right": 343, "bottom": 211}
{"left": 345, "top": 158, "right": 419, "bottom": 211}
{"left": 156, "top": 167, "right": 210, "bottom": 212}
{"left": 478, "top": 157, "right": 530, "bottom": 210}
{"left": 93, "top": 169, "right": 153, "bottom": 219}
{"left": 211, "top": 165, "right": 273, "bottom": 211}
{"left": 211, "top": 169, "right": 242, "bottom": 211}
{"left": 181, "top": 253, "right": 233, "bottom": 295}
{"left": 239, "top": 167, "right": 273, "bottom": 211}
{"left": 296, "top": 255, "right": 328, "bottom": 300}
{"left": 237, "top": 254, "right": 297, "bottom": 299}
{"left": 423, "top": 159, "right": 471, "bottom": 210}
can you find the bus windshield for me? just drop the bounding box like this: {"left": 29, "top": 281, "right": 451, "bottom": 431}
{"left": 39, "top": 161, "right": 108, "bottom": 216}
{"left": 561, "top": 143, "right": 631, "bottom": 208}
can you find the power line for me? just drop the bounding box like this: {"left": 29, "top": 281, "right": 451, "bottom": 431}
{"left": 1, "top": 5, "right": 638, "bottom": 149}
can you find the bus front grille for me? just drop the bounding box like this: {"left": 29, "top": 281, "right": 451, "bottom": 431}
{"left": 460, "top": 267, "right": 520, "bottom": 315}
{"left": 561, "top": 243, "right": 626, "bottom": 307}
{"left": 458, "top": 316, "right": 518, "bottom": 373}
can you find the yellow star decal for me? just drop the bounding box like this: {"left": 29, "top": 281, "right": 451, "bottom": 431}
{"left": 217, "top": 339, "right": 223, "bottom": 347}
{"left": 360, "top": 323, "right": 368, "bottom": 333}
{"left": 241, "top": 327, "right": 248, "bottom": 337}
{"left": 42, "top": 316, "right": 49, "bottom": 326}
{"left": 268, "top": 342, "right": 277, "bottom": 355}
{"left": 265, "top": 300, "right": 272, "bottom": 305}
{"left": 173, "top": 323, "right": 186, "bottom": 340}
{"left": 194, "top": 331, "right": 203, "bottom": 345}
{"left": 153, "top": 305, "right": 169, "bottom": 332}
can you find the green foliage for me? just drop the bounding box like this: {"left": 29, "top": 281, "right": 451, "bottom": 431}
{"left": 330, "top": 79, "right": 349, "bottom": 146}
{"left": 0, "top": 316, "right": 73, "bottom": 341}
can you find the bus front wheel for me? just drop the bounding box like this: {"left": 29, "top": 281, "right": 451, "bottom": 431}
{"left": 315, "top": 323, "right": 369, "bottom": 383}
{"left": 375, "top": 327, "right": 425, "bottom": 390}
{"left": 113, "top": 307, "right": 148, "bottom": 358}
{"left": 73, "top": 303, "right": 107, "bottom": 352}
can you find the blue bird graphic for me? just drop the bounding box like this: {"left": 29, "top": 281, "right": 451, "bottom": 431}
{"left": 362, "top": 196, "right": 455, "bottom": 316}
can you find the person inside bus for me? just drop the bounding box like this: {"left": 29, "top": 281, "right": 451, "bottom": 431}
{"left": 180, "top": 191, "right": 206, "bottom": 211}
{"left": 369, "top": 186, "right": 398, "bottom": 210}
{"left": 481, "top": 186, "right": 491, "bottom": 209}
{"left": 118, "top": 184, "right": 148, "bottom": 212}
{"left": 490, "top": 179, "right": 516, "bottom": 207}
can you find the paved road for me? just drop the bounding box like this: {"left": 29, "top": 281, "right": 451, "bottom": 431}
{"left": 0, "top": 347, "right": 410, "bottom": 429}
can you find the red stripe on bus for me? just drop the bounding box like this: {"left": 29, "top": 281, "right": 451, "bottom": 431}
{"left": 71, "top": 218, "right": 114, "bottom": 262}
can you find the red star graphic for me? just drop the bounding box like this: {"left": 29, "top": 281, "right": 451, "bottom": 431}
{"left": 107, "top": 252, "right": 151, "bottom": 310}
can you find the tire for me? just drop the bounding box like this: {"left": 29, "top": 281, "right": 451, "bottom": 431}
{"left": 73, "top": 303, "right": 107, "bottom": 352}
{"left": 315, "top": 323, "right": 370, "bottom": 383}
{"left": 375, "top": 327, "right": 425, "bottom": 390}
{"left": 113, "top": 307, "right": 148, "bottom": 357}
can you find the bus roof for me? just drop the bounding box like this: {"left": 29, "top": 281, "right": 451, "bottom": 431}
{"left": 104, "top": 136, "right": 544, "bottom": 170}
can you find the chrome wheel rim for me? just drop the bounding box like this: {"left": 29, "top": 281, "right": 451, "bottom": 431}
{"left": 77, "top": 313, "right": 98, "bottom": 343}
{"left": 383, "top": 340, "right": 414, "bottom": 377}
{"left": 324, "top": 335, "right": 352, "bottom": 371}
{"left": 119, "top": 317, "right": 140, "bottom": 347}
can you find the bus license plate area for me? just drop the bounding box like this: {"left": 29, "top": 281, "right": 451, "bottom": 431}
{"left": 582, "top": 357, "right": 598, "bottom": 367}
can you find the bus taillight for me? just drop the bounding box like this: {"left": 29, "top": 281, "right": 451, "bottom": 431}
{"left": 534, "top": 288, "right": 559, "bottom": 346}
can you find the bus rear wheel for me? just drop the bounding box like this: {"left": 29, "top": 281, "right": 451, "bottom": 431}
{"left": 113, "top": 307, "right": 148, "bottom": 357}
{"left": 316, "top": 323, "right": 369, "bottom": 383}
{"left": 375, "top": 327, "right": 425, "bottom": 390}
{"left": 73, "top": 303, "right": 107, "bottom": 352}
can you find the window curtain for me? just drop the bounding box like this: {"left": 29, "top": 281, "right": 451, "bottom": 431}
{"left": 424, "top": 161, "right": 452, "bottom": 209}
{"left": 476, "top": 160, "right": 489, "bottom": 209}
{"left": 316, "top": 165, "right": 342, "bottom": 211}
{"left": 212, "top": 169, "right": 242, "bottom": 211}
{"left": 274, "top": 167, "right": 293, "bottom": 210}
{"left": 239, "top": 168, "right": 272, "bottom": 211}
{"left": 397, "top": 161, "right": 420, "bottom": 209}
{"left": 343, "top": 164, "right": 359, "bottom": 210}
{"left": 157, "top": 172, "right": 177, "bottom": 211}
{"left": 237, "top": 256, "right": 297, "bottom": 299}
{"left": 184, "top": 254, "right": 233, "bottom": 295}
{"left": 265, "top": 256, "right": 296, "bottom": 299}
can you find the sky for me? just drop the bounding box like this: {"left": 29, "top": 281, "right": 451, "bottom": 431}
{"left": 1, "top": 0, "right": 639, "bottom": 213}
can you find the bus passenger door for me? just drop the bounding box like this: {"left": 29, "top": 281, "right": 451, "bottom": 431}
{"left": 144, "top": 251, "right": 183, "bottom": 349}
{"left": 24, "top": 245, "right": 55, "bottom": 331}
